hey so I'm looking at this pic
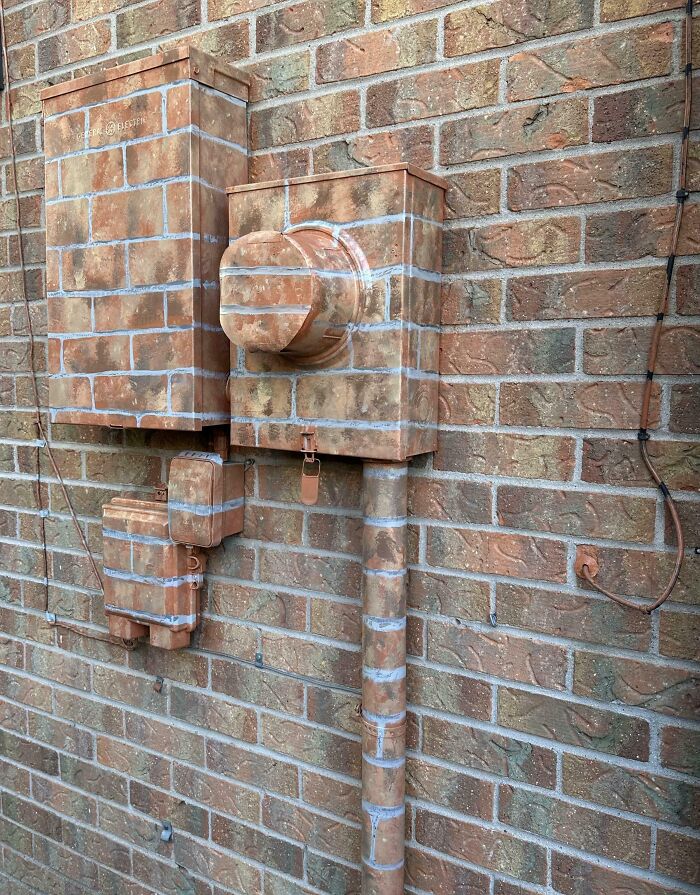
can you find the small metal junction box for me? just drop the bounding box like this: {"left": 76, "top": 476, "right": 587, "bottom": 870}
{"left": 42, "top": 47, "right": 249, "bottom": 430}
{"left": 168, "top": 451, "right": 244, "bottom": 548}
{"left": 102, "top": 497, "right": 205, "bottom": 650}
{"left": 220, "top": 164, "right": 446, "bottom": 462}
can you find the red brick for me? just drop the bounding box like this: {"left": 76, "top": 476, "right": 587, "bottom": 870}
{"left": 436, "top": 431, "right": 575, "bottom": 480}
{"left": 409, "top": 570, "right": 490, "bottom": 622}
{"left": 208, "top": 0, "right": 273, "bottom": 20}
{"left": 125, "top": 713, "right": 205, "bottom": 764}
{"left": 500, "top": 784, "right": 650, "bottom": 866}
{"left": 428, "top": 619, "right": 568, "bottom": 689}
{"left": 671, "top": 383, "right": 700, "bottom": 433}
{"left": 437, "top": 381, "right": 496, "bottom": 426}
{"left": 563, "top": 754, "right": 700, "bottom": 825}
{"left": 553, "top": 853, "right": 685, "bottom": 895}
{"left": 656, "top": 829, "right": 700, "bottom": 885}
{"left": 250, "top": 147, "right": 311, "bottom": 181}
{"left": 263, "top": 794, "right": 360, "bottom": 862}
{"left": 314, "top": 124, "right": 435, "bottom": 172}
{"left": 407, "top": 757, "right": 492, "bottom": 820}
{"left": 440, "top": 279, "right": 501, "bottom": 324}
{"left": 302, "top": 770, "right": 360, "bottom": 823}
{"left": 507, "top": 23, "right": 673, "bottom": 101}
{"left": 3, "top": 0, "right": 69, "bottom": 45}
{"left": 444, "top": 170, "right": 501, "bottom": 219}
{"left": 174, "top": 837, "right": 262, "bottom": 891}
{"left": 583, "top": 324, "right": 700, "bottom": 375}
{"left": 405, "top": 847, "right": 488, "bottom": 895}
{"left": 497, "top": 583, "right": 651, "bottom": 650}
{"left": 407, "top": 663, "right": 491, "bottom": 720}
{"left": 446, "top": 216, "right": 580, "bottom": 272}
{"left": 441, "top": 97, "right": 588, "bottom": 165}
{"left": 574, "top": 650, "right": 698, "bottom": 719}
{"left": 500, "top": 381, "right": 661, "bottom": 429}
{"left": 246, "top": 51, "right": 310, "bottom": 102}
{"left": 593, "top": 78, "right": 698, "bottom": 142}
{"left": 441, "top": 328, "right": 575, "bottom": 375}
{"left": 409, "top": 476, "right": 491, "bottom": 524}
{"left": 370, "top": 0, "right": 455, "bottom": 20}
{"left": 207, "top": 738, "right": 298, "bottom": 797}
{"left": 600, "top": 0, "right": 685, "bottom": 20}
{"left": 317, "top": 20, "right": 436, "bottom": 83}
{"left": 116, "top": 0, "right": 200, "bottom": 47}
{"left": 499, "top": 687, "right": 650, "bottom": 759}
{"left": 659, "top": 609, "right": 700, "bottom": 660}
{"left": 507, "top": 267, "right": 664, "bottom": 320}
{"left": 262, "top": 715, "right": 360, "bottom": 777}
{"left": 38, "top": 22, "right": 111, "bottom": 72}
{"left": 367, "top": 61, "right": 500, "bottom": 127}
{"left": 583, "top": 438, "right": 699, "bottom": 491}
{"left": 586, "top": 202, "right": 700, "bottom": 262}
{"left": 416, "top": 808, "right": 547, "bottom": 883}
{"left": 499, "top": 485, "right": 656, "bottom": 543}
{"left": 161, "top": 21, "right": 249, "bottom": 61}
{"left": 257, "top": 0, "right": 364, "bottom": 51}
{"left": 427, "top": 525, "right": 567, "bottom": 582}
{"left": 509, "top": 145, "right": 673, "bottom": 210}
{"left": 581, "top": 545, "right": 699, "bottom": 606}
{"left": 677, "top": 264, "right": 700, "bottom": 315}
{"left": 445, "top": 0, "right": 593, "bottom": 56}
{"left": 251, "top": 91, "right": 360, "bottom": 148}
{"left": 661, "top": 725, "right": 700, "bottom": 776}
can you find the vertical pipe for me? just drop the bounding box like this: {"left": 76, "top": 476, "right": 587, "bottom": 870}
{"left": 361, "top": 461, "right": 408, "bottom": 895}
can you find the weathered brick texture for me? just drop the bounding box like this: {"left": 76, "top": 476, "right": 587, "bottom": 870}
{"left": 0, "top": 1, "right": 698, "bottom": 894}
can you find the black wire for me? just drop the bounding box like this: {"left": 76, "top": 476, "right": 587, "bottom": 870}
{"left": 187, "top": 642, "right": 362, "bottom": 696}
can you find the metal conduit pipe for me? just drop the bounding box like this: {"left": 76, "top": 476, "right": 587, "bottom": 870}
{"left": 360, "top": 461, "right": 408, "bottom": 895}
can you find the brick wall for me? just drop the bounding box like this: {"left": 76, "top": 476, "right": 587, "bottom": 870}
{"left": 1, "top": 0, "right": 699, "bottom": 893}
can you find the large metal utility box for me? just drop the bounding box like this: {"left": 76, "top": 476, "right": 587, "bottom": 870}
{"left": 220, "top": 165, "right": 446, "bottom": 461}
{"left": 42, "top": 47, "right": 249, "bottom": 430}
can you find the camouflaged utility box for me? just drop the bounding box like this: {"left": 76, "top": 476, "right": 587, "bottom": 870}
{"left": 102, "top": 496, "right": 205, "bottom": 650}
{"left": 42, "top": 47, "right": 249, "bottom": 430}
{"left": 220, "top": 164, "right": 446, "bottom": 461}
{"left": 168, "top": 451, "right": 244, "bottom": 548}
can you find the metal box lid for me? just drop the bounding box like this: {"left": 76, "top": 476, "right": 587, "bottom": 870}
{"left": 168, "top": 452, "right": 244, "bottom": 548}
{"left": 43, "top": 48, "right": 249, "bottom": 430}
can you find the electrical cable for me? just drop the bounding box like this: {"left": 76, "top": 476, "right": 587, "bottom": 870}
{"left": 0, "top": 5, "right": 136, "bottom": 650}
{"left": 581, "top": 0, "right": 693, "bottom": 613}
{"left": 190, "top": 640, "right": 362, "bottom": 696}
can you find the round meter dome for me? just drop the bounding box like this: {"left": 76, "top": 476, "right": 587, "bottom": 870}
{"left": 219, "top": 227, "right": 364, "bottom": 365}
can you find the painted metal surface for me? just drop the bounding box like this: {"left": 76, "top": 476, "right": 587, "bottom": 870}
{"left": 168, "top": 451, "right": 244, "bottom": 547}
{"left": 361, "top": 461, "right": 408, "bottom": 894}
{"left": 42, "top": 47, "right": 249, "bottom": 430}
{"left": 222, "top": 164, "right": 446, "bottom": 461}
{"left": 102, "top": 496, "right": 205, "bottom": 649}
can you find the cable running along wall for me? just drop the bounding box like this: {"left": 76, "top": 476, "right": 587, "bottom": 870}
{"left": 576, "top": 0, "right": 694, "bottom": 613}
{"left": 0, "top": 0, "right": 136, "bottom": 649}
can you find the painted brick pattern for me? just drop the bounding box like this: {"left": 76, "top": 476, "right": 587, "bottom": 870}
{"left": 43, "top": 48, "right": 248, "bottom": 430}
{"left": 222, "top": 165, "right": 445, "bottom": 461}
{"left": 0, "top": 2, "right": 698, "bottom": 895}
{"left": 102, "top": 495, "right": 205, "bottom": 649}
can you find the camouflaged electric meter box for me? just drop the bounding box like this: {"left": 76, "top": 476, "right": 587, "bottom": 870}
{"left": 42, "top": 47, "right": 249, "bottom": 430}
{"left": 220, "top": 164, "right": 447, "bottom": 462}
{"left": 102, "top": 496, "right": 205, "bottom": 650}
{"left": 167, "top": 451, "right": 244, "bottom": 548}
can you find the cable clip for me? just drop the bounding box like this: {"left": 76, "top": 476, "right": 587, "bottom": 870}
{"left": 300, "top": 429, "right": 320, "bottom": 506}
{"left": 676, "top": 188, "right": 690, "bottom": 203}
{"left": 637, "top": 429, "right": 650, "bottom": 442}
